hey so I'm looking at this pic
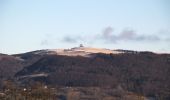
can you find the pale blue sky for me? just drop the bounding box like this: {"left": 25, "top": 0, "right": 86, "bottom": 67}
{"left": 0, "top": 0, "right": 170, "bottom": 54}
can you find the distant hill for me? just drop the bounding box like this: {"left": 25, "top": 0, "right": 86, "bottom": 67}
{"left": 0, "top": 51, "right": 45, "bottom": 88}
{"left": 15, "top": 52, "right": 170, "bottom": 98}
{"left": 0, "top": 47, "right": 170, "bottom": 99}
{"left": 0, "top": 53, "right": 23, "bottom": 80}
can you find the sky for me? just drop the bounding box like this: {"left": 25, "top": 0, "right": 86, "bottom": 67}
{"left": 0, "top": 0, "right": 170, "bottom": 54}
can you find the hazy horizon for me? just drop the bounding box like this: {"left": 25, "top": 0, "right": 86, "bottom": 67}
{"left": 1, "top": 0, "right": 170, "bottom": 54}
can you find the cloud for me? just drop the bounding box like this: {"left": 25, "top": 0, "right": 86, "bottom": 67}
{"left": 62, "top": 36, "right": 83, "bottom": 43}
{"left": 100, "top": 27, "right": 161, "bottom": 43}
{"left": 98, "top": 27, "right": 138, "bottom": 43}
{"left": 165, "top": 38, "right": 170, "bottom": 42}
{"left": 119, "top": 29, "right": 136, "bottom": 40}
{"left": 40, "top": 40, "right": 49, "bottom": 46}
{"left": 98, "top": 26, "right": 117, "bottom": 43}
{"left": 62, "top": 36, "right": 78, "bottom": 43}
{"left": 59, "top": 26, "right": 169, "bottom": 45}
{"left": 40, "top": 34, "right": 54, "bottom": 46}
{"left": 103, "top": 26, "right": 114, "bottom": 38}
{"left": 135, "top": 35, "right": 160, "bottom": 41}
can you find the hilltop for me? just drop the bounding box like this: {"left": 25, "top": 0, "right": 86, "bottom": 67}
{"left": 0, "top": 46, "right": 170, "bottom": 99}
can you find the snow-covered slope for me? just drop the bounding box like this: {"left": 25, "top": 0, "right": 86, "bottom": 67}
{"left": 47, "top": 46, "right": 122, "bottom": 57}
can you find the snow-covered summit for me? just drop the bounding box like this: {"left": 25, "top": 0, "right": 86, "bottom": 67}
{"left": 47, "top": 44, "right": 122, "bottom": 56}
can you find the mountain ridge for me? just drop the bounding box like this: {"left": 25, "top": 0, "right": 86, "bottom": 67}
{"left": 0, "top": 47, "right": 170, "bottom": 99}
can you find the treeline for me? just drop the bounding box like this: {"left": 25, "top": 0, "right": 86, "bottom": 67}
{"left": 15, "top": 53, "right": 170, "bottom": 99}
{"left": 0, "top": 80, "right": 56, "bottom": 100}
